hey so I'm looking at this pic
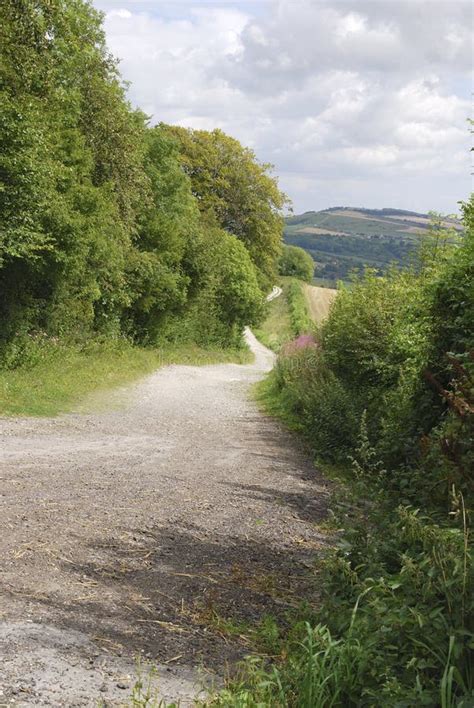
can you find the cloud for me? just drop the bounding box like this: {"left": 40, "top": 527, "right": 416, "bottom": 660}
{"left": 96, "top": 0, "right": 472, "bottom": 213}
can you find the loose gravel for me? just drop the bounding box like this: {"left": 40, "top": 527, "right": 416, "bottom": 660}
{"left": 0, "top": 330, "right": 329, "bottom": 706}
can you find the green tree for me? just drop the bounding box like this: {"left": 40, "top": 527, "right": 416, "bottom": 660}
{"left": 161, "top": 125, "right": 288, "bottom": 288}
{"left": 0, "top": 0, "right": 276, "bottom": 361}
{"left": 124, "top": 126, "right": 199, "bottom": 342}
{"left": 177, "top": 227, "right": 264, "bottom": 347}
{"left": 0, "top": 0, "right": 149, "bottom": 346}
{"left": 279, "top": 244, "right": 314, "bottom": 281}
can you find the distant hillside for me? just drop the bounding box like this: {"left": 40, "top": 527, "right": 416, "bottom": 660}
{"left": 284, "top": 207, "right": 462, "bottom": 283}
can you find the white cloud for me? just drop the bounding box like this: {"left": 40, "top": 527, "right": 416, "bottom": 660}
{"left": 96, "top": 0, "right": 472, "bottom": 213}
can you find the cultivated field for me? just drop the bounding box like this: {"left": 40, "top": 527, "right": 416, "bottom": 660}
{"left": 303, "top": 284, "right": 338, "bottom": 324}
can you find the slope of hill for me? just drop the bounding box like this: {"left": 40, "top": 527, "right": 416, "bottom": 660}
{"left": 285, "top": 207, "right": 461, "bottom": 282}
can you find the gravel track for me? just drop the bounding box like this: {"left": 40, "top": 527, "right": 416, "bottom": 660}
{"left": 0, "top": 329, "right": 329, "bottom": 706}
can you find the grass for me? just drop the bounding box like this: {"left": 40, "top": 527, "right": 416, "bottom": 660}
{"left": 253, "top": 279, "right": 293, "bottom": 351}
{"left": 0, "top": 339, "right": 252, "bottom": 417}
{"left": 302, "top": 283, "right": 337, "bottom": 325}
{"left": 286, "top": 279, "right": 312, "bottom": 335}
{"left": 254, "top": 278, "right": 337, "bottom": 354}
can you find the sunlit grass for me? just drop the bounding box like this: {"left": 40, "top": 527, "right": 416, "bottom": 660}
{"left": 0, "top": 339, "right": 252, "bottom": 417}
{"left": 253, "top": 278, "right": 293, "bottom": 351}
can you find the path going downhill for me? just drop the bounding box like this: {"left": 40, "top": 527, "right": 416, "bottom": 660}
{"left": 0, "top": 330, "right": 329, "bottom": 706}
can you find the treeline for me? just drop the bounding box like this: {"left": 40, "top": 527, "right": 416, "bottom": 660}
{"left": 0, "top": 0, "right": 286, "bottom": 368}
{"left": 226, "top": 199, "right": 474, "bottom": 705}
{"left": 286, "top": 231, "right": 415, "bottom": 281}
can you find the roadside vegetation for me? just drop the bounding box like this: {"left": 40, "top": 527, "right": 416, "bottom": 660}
{"left": 0, "top": 0, "right": 286, "bottom": 415}
{"left": 286, "top": 279, "right": 313, "bottom": 337}
{"left": 213, "top": 202, "right": 473, "bottom": 706}
{"left": 254, "top": 277, "right": 315, "bottom": 352}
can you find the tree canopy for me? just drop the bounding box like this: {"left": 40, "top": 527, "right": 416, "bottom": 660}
{"left": 160, "top": 125, "right": 288, "bottom": 289}
{"left": 0, "top": 0, "right": 284, "bottom": 363}
{"left": 279, "top": 244, "right": 314, "bottom": 282}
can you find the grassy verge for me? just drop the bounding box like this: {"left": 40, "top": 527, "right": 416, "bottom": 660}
{"left": 214, "top": 368, "right": 473, "bottom": 706}
{"left": 253, "top": 279, "right": 293, "bottom": 351}
{"left": 0, "top": 339, "right": 252, "bottom": 417}
{"left": 254, "top": 277, "right": 314, "bottom": 353}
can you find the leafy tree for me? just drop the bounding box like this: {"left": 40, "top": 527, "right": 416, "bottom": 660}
{"left": 177, "top": 227, "right": 264, "bottom": 347}
{"left": 161, "top": 125, "right": 288, "bottom": 288}
{"left": 0, "top": 0, "right": 149, "bottom": 345}
{"left": 124, "top": 126, "right": 199, "bottom": 342}
{"left": 279, "top": 244, "right": 314, "bottom": 282}
{"left": 0, "top": 0, "right": 280, "bottom": 360}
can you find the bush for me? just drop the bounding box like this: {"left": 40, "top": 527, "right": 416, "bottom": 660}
{"left": 172, "top": 228, "right": 264, "bottom": 348}
{"left": 279, "top": 245, "right": 314, "bottom": 282}
{"left": 269, "top": 346, "right": 359, "bottom": 461}
{"left": 230, "top": 207, "right": 474, "bottom": 706}
{"left": 286, "top": 279, "right": 312, "bottom": 336}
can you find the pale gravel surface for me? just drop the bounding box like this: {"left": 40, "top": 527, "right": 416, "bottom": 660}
{"left": 0, "top": 329, "right": 329, "bottom": 706}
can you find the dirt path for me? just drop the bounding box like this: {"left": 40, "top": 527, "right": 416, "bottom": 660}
{"left": 0, "top": 330, "right": 329, "bottom": 706}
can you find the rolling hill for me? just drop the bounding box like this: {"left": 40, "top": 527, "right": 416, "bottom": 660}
{"left": 284, "top": 207, "right": 462, "bottom": 284}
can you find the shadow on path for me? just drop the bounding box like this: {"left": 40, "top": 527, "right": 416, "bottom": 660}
{"left": 10, "top": 519, "right": 329, "bottom": 671}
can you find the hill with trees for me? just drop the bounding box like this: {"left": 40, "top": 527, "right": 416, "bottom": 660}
{"left": 285, "top": 207, "right": 462, "bottom": 283}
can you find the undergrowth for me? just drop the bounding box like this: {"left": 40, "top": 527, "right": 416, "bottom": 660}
{"left": 208, "top": 207, "right": 474, "bottom": 706}
{"left": 207, "top": 447, "right": 473, "bottom": 707}
{"left": 286, "top": 279, "right": 312, "bottom": 337}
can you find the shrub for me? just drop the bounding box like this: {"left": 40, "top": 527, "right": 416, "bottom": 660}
{"left": 236, "top": 206, "right": 474, "bottom": 706}
{"left": 279, "top": 245, "right": 314, "bottom": 282}
{"left": 286, "top": 279, "right": 312, "bottom": 337}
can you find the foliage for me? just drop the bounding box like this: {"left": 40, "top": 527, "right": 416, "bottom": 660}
{"left": 123, "top": 126, "right": 198, "bottom": 343}
{"left": 175, "top": 228, "right": 264, "bottom": 348}
{"left": 0, "top": 0, "right": 148, "bottom": 346}
{"left": 286, "top": 279, "right": 313, "bottom": 337}
{"left": 161, "top": 125, "right": 288, "bottom": 288}
{"left": 279, "top": 244, "right": 314, "bottom": 282}
{"left": 265, "top": 346, "right": 358, "bottom": 460}
{"left": 211, "top": 497, "right": 472, "bottom": 707}
{"left": 0, "top": 0, "right": 279, "bottom": 371}
{"left": 221, "top": 202, "right": 474, "bottom": 705}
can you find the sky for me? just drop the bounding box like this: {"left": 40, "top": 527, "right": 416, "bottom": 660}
{"left": 93, "top": 0, "right": 472, "bottom": 215}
